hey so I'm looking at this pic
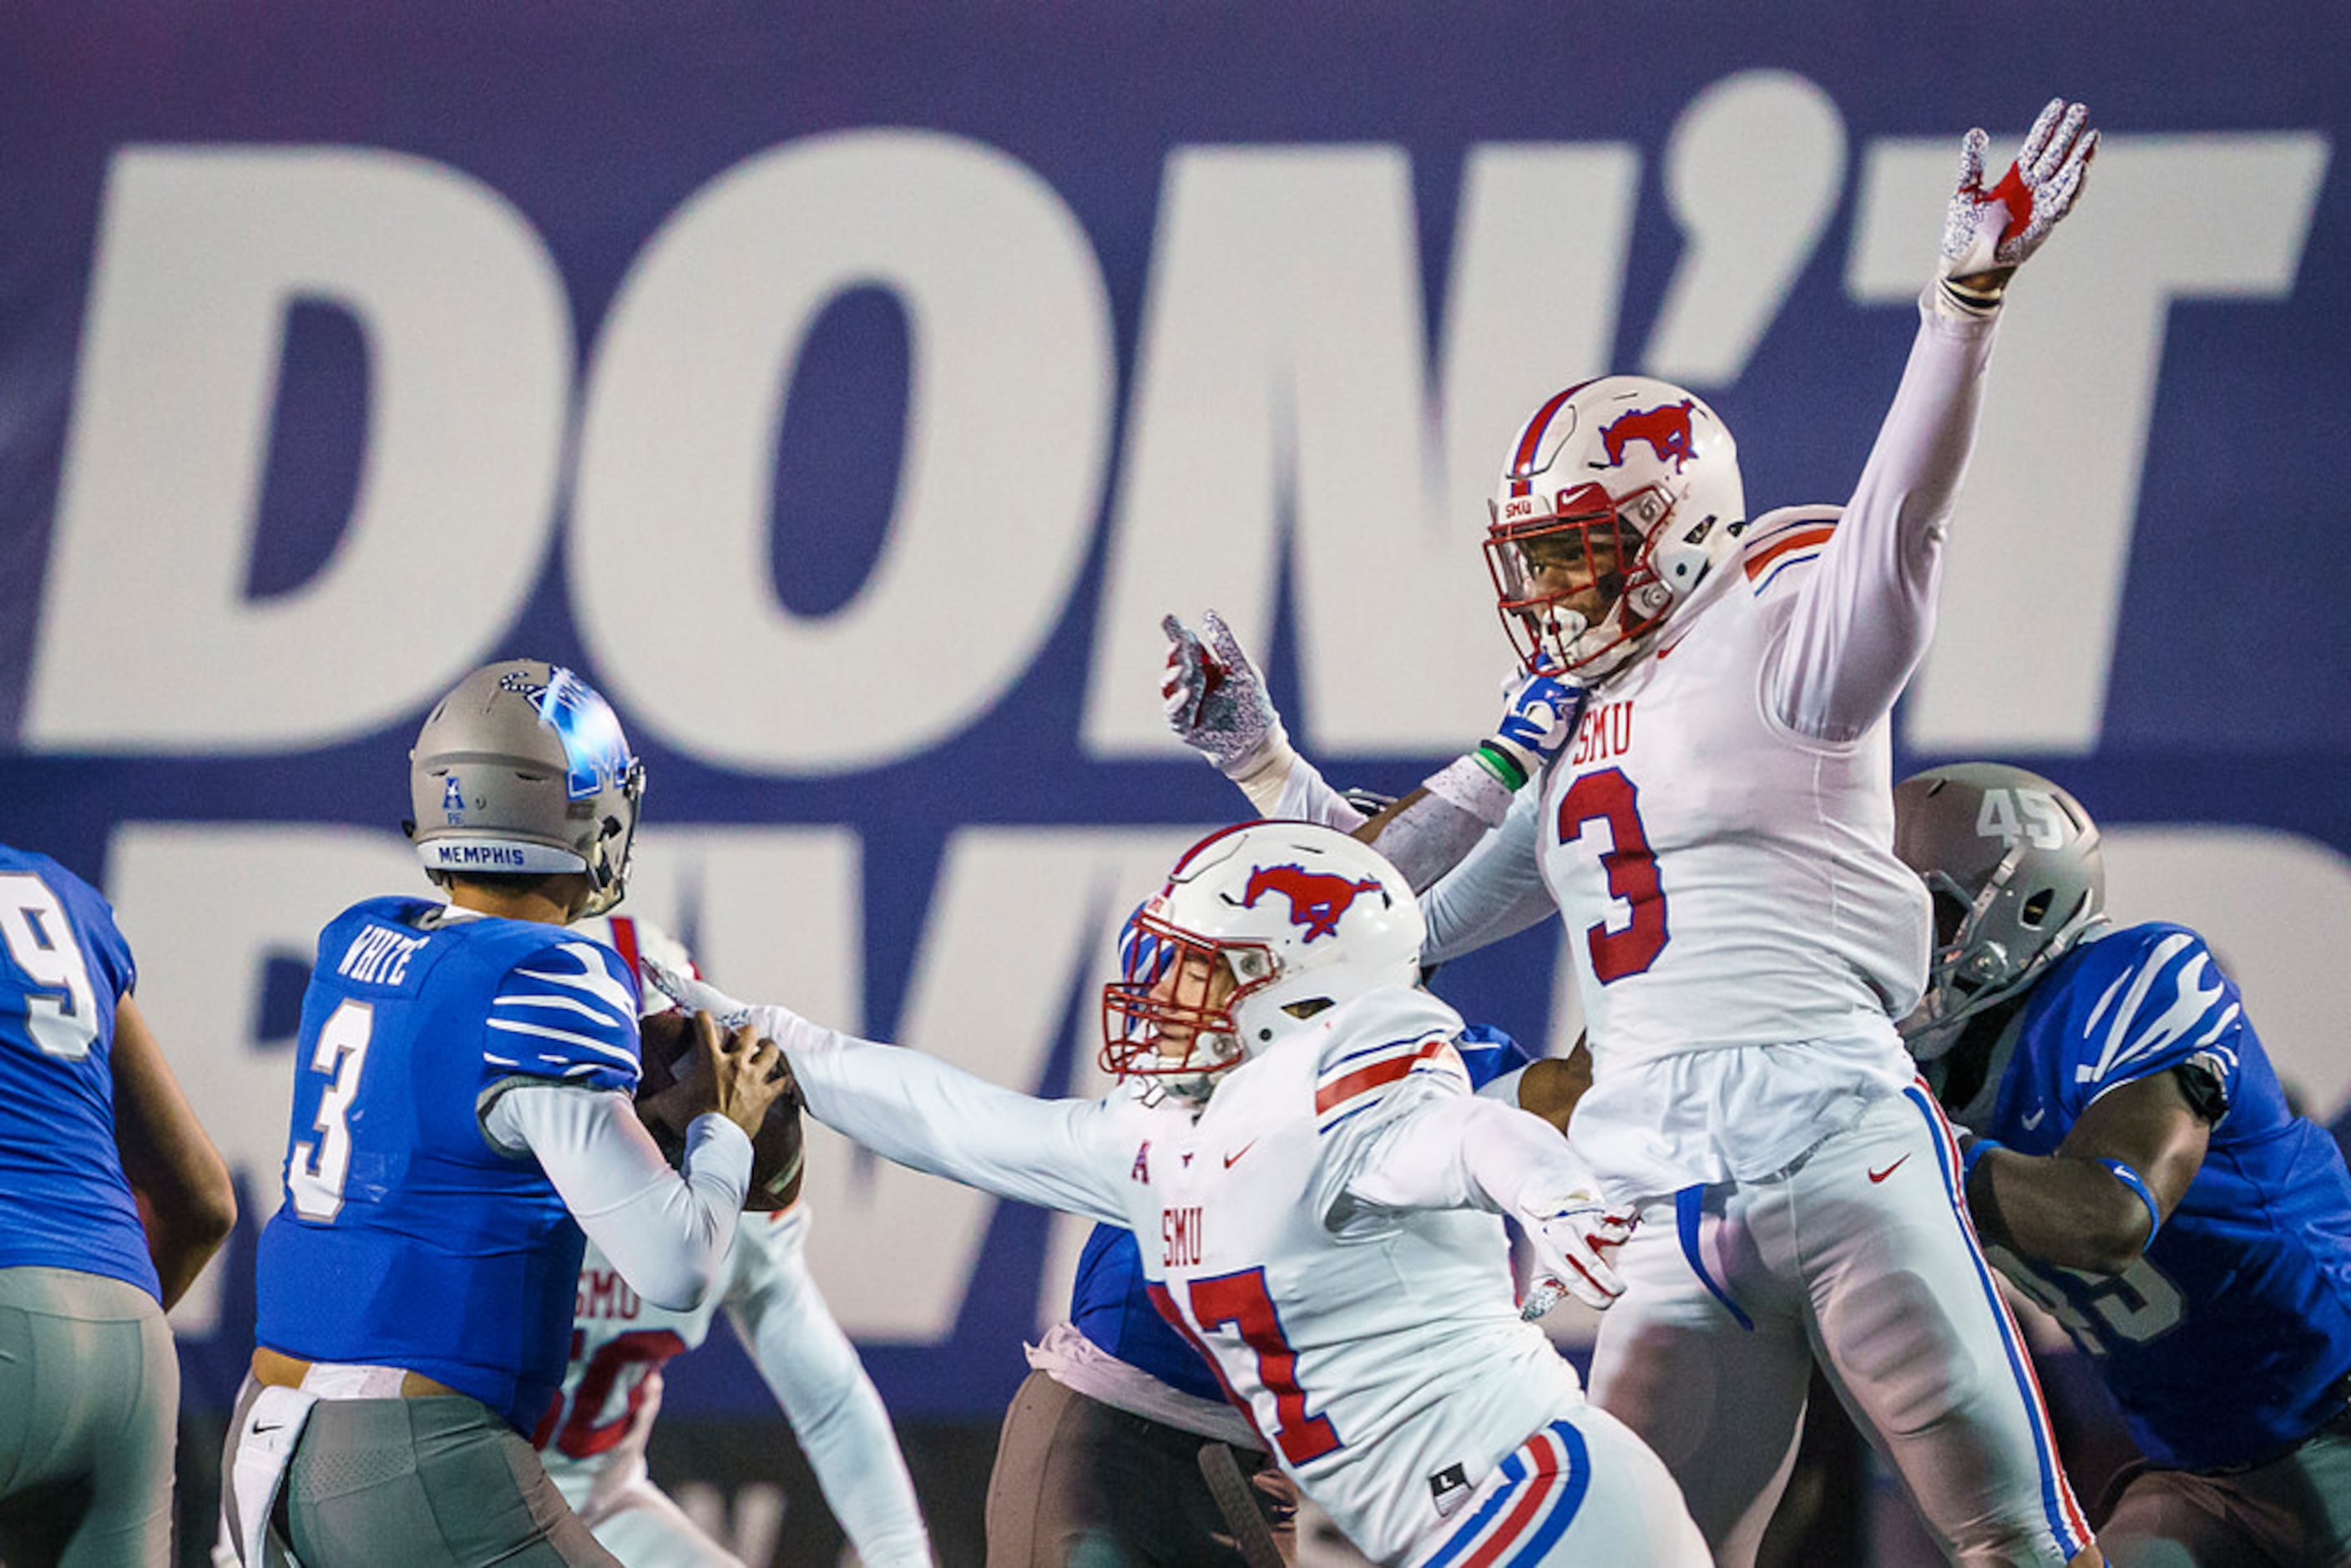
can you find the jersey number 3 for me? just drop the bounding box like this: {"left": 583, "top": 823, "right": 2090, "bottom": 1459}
{"left": 1557, "top": 767, "right": 1670, "bottom": 983}
{"left": 290, "top": 1000, "right": 375, "bottom": 1222}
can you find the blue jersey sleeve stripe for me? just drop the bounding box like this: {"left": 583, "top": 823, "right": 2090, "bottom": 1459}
{"left": 1318, "top": 1032, "right": 1434, "bottom": 1075}
{"left": 485, "top": 1017, "right": 636, "bottom": 1067}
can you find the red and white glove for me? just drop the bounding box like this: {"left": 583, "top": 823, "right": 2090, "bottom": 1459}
{"left": 1938, "top": 97, "right": 2098, "bottom": 312}
{"left": 1514, "top": 1181, "right": 1637, "bottom": 1319}
{"left": 1161, "top": 609, "right": 1296, "bottom": 790}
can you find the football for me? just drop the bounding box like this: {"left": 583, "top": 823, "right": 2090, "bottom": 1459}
{"left": 636, "top": 1008, "right": 805, "bottom": 1211}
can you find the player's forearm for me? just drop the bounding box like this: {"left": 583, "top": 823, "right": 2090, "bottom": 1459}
{"left": 1418, "top": 792, "right": 1555, "bottom": 964}
{"left": 1967, "top": 1146, "right": 2156, "bottom": 1276}
{"left": 741, "top": 1287, "right": 930, "bottom": 1564}
{"left": 109, "top": 996, "right": 237, "bottom": 1308}
{"left": 494, "top": 1084, "right": 751, "bottom": 1309}
{"left": 1768, "top": 308, "right": 1998, "bottom": 738}
{"left": 785, "top": 1030, "right": 1127, "bottom": 1226}
{"left": 1351, "top": 1094, "right": 1584, "bottom": 1215}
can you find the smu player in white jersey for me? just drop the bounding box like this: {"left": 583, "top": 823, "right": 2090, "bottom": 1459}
{"left": 546, "top": 913, "right": 931, "bottom": 1567}
{"left": 1162, "top": 103, "right": 2106, "bottom": 1565}
{"left": 653, "top": 822, "right": 1706, "bottom": 1565}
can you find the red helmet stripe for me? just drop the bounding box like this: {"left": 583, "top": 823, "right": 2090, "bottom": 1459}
{"left": 1507, "top": 385, "right": 1585, "bottom": 496}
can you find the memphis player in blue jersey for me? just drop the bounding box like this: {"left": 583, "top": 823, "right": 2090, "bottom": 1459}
{"left": 1, "top": 843, "right": 237, "bottom": 1565}
{"left": 1895, "top": 762, "right": 2351, "bottom": 1567}
{"left": 221, "top": 660, "right": 791, "bottom": 1568}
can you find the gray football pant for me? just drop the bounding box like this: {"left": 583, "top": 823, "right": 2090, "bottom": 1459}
{"left": 222, "top": 1378, "right": 617, "bottom": 1567}
{"left": 2100, "top": 1423, "right": 2351, "bottom": 1567}
{"left": 0, "top": 1264, "right": 177, "bottom": 1568}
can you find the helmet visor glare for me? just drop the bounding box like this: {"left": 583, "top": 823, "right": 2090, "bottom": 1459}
{"left": 535, "top": 667, "right": 638, "bottom": 802}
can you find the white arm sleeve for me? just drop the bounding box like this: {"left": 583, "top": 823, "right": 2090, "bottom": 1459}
{"left": 1347, "top": 1093, "right": 1593, "bottom": 1214}
{"left": 725, "top": 1213, "right": 931, "bottom": 1567}
{"left": 1268, "top": 753, "right": 1372, "bottom": 831}
{"left": 483, "top": 1083, "right": 750, "bottom": 1312}
{"left": 784, "top": 1028, "right": 1131, "bottom": 1227}
{"left": 1419, "top": 787, "right": 1555, "bottom": 964}
{"left": 1767, "top": 297, "right": 2000, "bottom": 741}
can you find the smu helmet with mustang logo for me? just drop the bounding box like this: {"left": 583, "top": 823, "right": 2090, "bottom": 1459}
{"left": 1101, "top": 822, "right": 1424, "bottom": 1100}
{"left": 1484, "top": 376, "right": 1745, "bottom": 680}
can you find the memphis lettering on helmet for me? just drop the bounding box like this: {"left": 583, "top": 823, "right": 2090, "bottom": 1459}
{"left": 407, "top": 660, "right": 646, "bottom": 917}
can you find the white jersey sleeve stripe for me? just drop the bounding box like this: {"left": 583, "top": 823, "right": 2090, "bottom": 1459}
{"left": 487, "top": 1017, "right": 639, "bottom": 1067}
{"left": 491, "top": 993, "right": 624, "bottom": 1024}
{"left": 2081, "top": 937, "right": 2227, "bottom": 1086}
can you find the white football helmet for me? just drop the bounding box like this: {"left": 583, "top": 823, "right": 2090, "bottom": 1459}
{"left": 1893, "top": 762, "right": 2108, "bottom": 1061}
{"left": 407, "top": 660, "right": 646, "bottom": 918}
{"left": 1484, "top": 376, "right": 1745, "bottom": 679}
{"left": 1100, "top": 822, "right": 1424, "bottom": 1099}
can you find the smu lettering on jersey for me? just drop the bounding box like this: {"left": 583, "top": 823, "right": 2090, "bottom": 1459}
{"left": 1069, "top": 1024, "right": 1541, "bottom": 1405}
{"left": 0, "top": 845, "right": 158, "bottom": 1298}
{"left": 255, "top": 897, "right": 642, "bottom": 1431}
{"left": 1973, "top": 923, "right": 2351, "bottom": 1470}
{"left": 1536, "top": 508, "right": 1930, "bottom": 1068}
{"left": 1128, "top": 989, "right": 1580, "bottom": 1563}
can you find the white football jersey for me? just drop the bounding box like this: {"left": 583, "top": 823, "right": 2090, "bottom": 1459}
{"left": 1535, "top": 508, "right": 1932, "bottom": 1065}
{"left": 535, "top": 1208, "right": 799, "bottom": 1515}
{"left": 789, "top": 985, "right": 1589, "bottom": 1565}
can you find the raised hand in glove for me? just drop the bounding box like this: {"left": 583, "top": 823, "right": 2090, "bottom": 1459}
{"left": 1473, "top": 661, "right": 1588, "bottom": 792}
{"left": 1516, "top": 1186, "right": 1637, "bottom": 1320}
{"left": 1161, "top": 609, "right": 1295, "bottom": 787}
{"left": 1939, "top": 98, "right": 2098, "bottom": 311}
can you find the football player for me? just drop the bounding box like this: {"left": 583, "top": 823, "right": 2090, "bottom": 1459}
{"left": 656, "top": 821, "right": 1709, "bottom": 1566}
{"left": 1, "top": 842, "right": 237, "bottom": 1565}
{"left": 544, "top": 912, "right": 931, "bottom": 1567}
{"left": 1895, "top": 762, "right": 2351, "bottom": 1566}
{"left": 1162, "top": 101, "right": 2108, "bottom": 1565}
{"left": 989, "top": 1019, "right": 1567, "bottom": 1565}
{"left": 220, "top": 660, "right": 791, "bottom": 1567}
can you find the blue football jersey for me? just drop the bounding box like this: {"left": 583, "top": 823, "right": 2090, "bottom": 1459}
{"left": 0, "top": 845, "right": 159, "bottom": 1300}
{"left": 1070, "top": 1022, "right": 1537, "bottom": 1402}
{"left": 255, "top": 897, "right": 642, "bottom": 1431}
{"left": 1966, "top": 921, "right": 2351, "bottom": 1470}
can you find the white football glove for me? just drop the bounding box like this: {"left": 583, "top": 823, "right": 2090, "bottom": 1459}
{"left": 641, "top": 957, "right": 809, "bottom": 1055}
{"left": 1938, "top": 98, "right": 2097, "bottom": 311}
{"left": 1474, "top": 662, "right": 1587, "bottom": 792}
{"left": 1514, "top": 1182, "right": 1636, "bottom": 1319}
{"left": 1161, "top": 609, "right": 1294, "bottom": 786}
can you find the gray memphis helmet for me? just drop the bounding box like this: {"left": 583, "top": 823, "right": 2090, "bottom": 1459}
{"left": 1891, "top": 761, "right": 2106, "bottom": 1061}
{"left": 408, "top": 660, "right": 645, "bottom": 918}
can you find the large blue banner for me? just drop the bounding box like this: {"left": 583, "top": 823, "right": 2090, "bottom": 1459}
{"left": 3, "top": 5, "right": 2346, "bottom": 1442}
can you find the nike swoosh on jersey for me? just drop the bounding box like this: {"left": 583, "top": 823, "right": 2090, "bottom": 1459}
{"left": 1868, "top": 1155, "right": 1910, "bottom": 1184}
{"left": 2021, "top": 1106, "right": 2047, "bottom": 1130}
{"left": 1223, "top": 1141, "right": 1259, "bottom": 1168}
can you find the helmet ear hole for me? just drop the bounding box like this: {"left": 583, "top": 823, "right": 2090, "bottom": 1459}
{"left": 2020, "top": 889, "right": 2055, "bottom": 928}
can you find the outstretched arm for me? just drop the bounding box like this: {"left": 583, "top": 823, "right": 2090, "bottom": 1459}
{"left": 1770, "top": 99, "right": 2097, "bottom": 741}
{"left": 650, "top": 963, "right": 1133, "bottom": 1228}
